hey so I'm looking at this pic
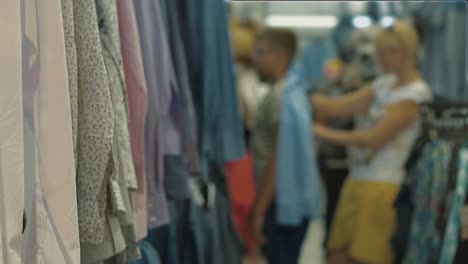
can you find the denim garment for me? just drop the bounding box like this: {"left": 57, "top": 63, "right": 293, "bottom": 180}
{"left": 145, "top": 226, "right": 178, "bottom": 264}
{"left": 182, "top": 0, "right": 245, "bottom": 165}
{"left": 165, "top": 156, "right": 191, "bottom": 201}
{"left": 392, "top": 184, "right": 415, "bottom": 263}
{"left": 263, "top": 205, "right": 310, "bottom": 264}
{"left": 186, "top": 170, "right": 243, "bottom": 264}
{"left": 276, "top": 61, "right": 324, "bottom": 225}
{"left": 134, "top": 0, "right": 182, "bottom": 228}
{"left": 127, "top": 241, "right": 161, "bottom": 264}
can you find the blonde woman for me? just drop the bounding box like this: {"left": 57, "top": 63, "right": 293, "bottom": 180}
{"left": 311, "top": 20, "right": 432, "bottom": 264}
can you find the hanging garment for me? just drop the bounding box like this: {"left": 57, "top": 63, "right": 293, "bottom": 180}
{"left": 225, "top": 154, "right": 257, "bottom": 255}
{"left": 235, "top": 65, "right": 268, "bottom": 132}
{"left": 80, "top": 212, "right": 126, "bottom": 264}
{"left": 61, "top": 0, "right": 79, "bottom": 157}
{"left": 182, "top": 172, "right": 243, "bottom": 264}
{"left": 72, "top": 0, "right": 116, "bottom": 245}
{"left": 183, "top": 0, "right": 246, "bottom": 165}
{"left": 160, "top": 0, "right": 198, "bottom": 202}
{"left": 276, "top": 61, "right": 324, "bottom": 225}
{"left": 81, "top": 1, "right": 139, "bottom": 262}
{"left": 134, "top": 0, "right": 181, "bottom": 228}
{"left": 127, "top": 240, "right": 161, "bottom": 264}
{"left": 116, "top": 0, "right": 149, "bottom": 242}
{"left": 403, "top": 141, "right": 453, "bottom": 263}
{"left": 20, "top": 0, "right": 81, "bottom": 263}
{"left": 439, "top": 147, "right": 468, "bottom": 264}
{"left": 405, "top": 2, "right": 467, "bottom": 100}
{"left": 95, "top": 0, "right": 137, "bottom": 195}
{"left": 160, "top": 0, "right": 200, "bottom": 176}
{"left": 0, "top": 1, "right": 24, "bottom": 262}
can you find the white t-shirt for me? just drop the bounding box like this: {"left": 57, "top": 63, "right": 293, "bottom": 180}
{"left": 349, "top": 74, "right": 432, "bottom": 184}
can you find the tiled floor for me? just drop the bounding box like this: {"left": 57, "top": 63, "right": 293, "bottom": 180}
{"left": 300, "top": 219, "right": 325, "bottom": 264}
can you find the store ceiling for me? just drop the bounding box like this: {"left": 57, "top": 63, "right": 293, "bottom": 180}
{"left": 230, "top": 1, "right": 369, "bottom": 38}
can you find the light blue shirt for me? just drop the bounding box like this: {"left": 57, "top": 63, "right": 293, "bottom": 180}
{"left": 276, "top": 61, "right": 324, "bottom": 225}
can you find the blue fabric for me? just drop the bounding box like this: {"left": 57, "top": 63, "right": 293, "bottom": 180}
{"left": 160, "top": 0, "right": 200, "bottom": 175}
{"left": 439, "top": 146, "right": 468, "bottom": 264}
{"left": 403, "top": 141, "right": 453, "bottom": 263}
{"left": 296, "top": 39, "right": 336, "bottom": 90}
{"left": 127, "top": 241, "right": 161, "bottom": 264}
{"left": 145, "top": 225, "right": 178, "bottom": 264}
{"left": 182, "top": 0, "right": 245, "bottom": 167}
{"left": 276, "top": 61, "right": 324, "bottom": 226}
{"left": 405, "top": 2, "right": 467, "bottom": 100}
{"left": 263, "top": 205, "right": 310, "bottom": 264}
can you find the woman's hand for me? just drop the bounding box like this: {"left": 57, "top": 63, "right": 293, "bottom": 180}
{"left": 313, "top": 122, "right": 329, "bottom": 140}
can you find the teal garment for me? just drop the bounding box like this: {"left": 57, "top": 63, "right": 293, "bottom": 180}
{"left": 403, "top": 141, "right": 455, "bottom": 263}
{"left": 183, "top": 0, "right": 245, "bottom": 166}
{"left": 439, "top": 146, "right": 468, "bottom": 264}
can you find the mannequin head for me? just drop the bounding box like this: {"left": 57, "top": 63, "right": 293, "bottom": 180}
{"left": 252, "top": 28, "right": 297, "bottom": 83}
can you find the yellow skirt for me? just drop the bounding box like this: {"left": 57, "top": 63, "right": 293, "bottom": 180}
{"left": 328, "top": 178, "right": 401, "bottom": 264}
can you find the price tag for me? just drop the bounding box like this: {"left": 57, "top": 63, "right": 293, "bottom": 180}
{"left": 461, "top": 206, "right": 468, "bottom": 240}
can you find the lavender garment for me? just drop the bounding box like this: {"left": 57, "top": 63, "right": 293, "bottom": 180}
{"left": 117, "top": 0, "right": 149, "bottom": 241}
{"left": 134, "top": 0, "right": 182, "bottom": 228}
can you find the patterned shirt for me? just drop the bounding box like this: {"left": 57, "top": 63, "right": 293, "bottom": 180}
{"left": 251, "top": 80, "right": 285, "bottom": 188}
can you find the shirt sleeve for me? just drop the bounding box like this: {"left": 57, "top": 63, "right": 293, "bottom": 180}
{"left": 269, "top": 86, "right": 284, "bottom": 125}
{"left": 389, "top": 83, "right": 433, "bottom": 104}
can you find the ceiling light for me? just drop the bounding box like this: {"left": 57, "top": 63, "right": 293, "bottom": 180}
{"left": 265, "top": 15, "right": 338, "bottom": 28}
{"left": 352, "top": 16, "right": 372, "bottom": 28}
{"left": 380, "top": 16, "right": 396, "bottom": 28}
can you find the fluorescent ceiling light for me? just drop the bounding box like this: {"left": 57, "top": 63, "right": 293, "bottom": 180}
{"left": 380, "top": 16, "right": 396, "bottom": 28}
{"left": 265, "top": 15, "right": 338, "bottom": 28}
{"left": 352, "top": 16, "right": 372, "bottom": 28}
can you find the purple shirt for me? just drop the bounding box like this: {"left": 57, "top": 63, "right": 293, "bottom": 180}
{"left": 134, "top": 0, "right": 181, "bottom": 228}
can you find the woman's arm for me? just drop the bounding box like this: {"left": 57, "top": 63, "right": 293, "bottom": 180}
{"left": 314, "top": 100, "right": 421, "bottom": 152}
{"left": 311, "top": 86, "right": 374, "bottom": 120}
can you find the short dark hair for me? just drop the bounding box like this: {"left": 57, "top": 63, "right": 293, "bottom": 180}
{"left": 257, "top": 28, "right": 298, "bottom": 65}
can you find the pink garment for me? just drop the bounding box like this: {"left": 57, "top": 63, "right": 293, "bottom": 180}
{"left": 21, "top": 0, "right": 80, "bottom": 263}
{"left": 117, "top": 0, "right": 149, "bottom": 241}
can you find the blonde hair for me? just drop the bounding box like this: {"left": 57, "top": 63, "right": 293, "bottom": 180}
{"left": 375, "top": 20, "right": 421, "bottom": 63}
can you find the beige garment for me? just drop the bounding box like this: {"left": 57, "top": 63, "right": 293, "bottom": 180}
{"left": 61, "top": 0, "right": 79, "bottom": 159}
{"left": 236, "top": 65, "right": 268, "bottom": 131}
{"left": 0, "top": 1, "right": 24, "bottom": 263}
{"left": 72, "top": 0, "right": 116, "bottom": 245}
{"left": 21, "top": 0, "right": 81, "bottom": 263}
{"left": 95, "top": 0, "right": 139, "bottom": 259}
